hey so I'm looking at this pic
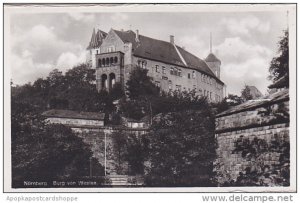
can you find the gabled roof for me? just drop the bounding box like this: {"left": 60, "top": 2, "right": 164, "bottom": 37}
{"left": 42, "top": 109, "right": 105, "bottom": 120}
{"left": 87, "top": 28, "right": 107, "bottom": 50}
{"left": 205, "top": 53, "right": 221, "bottom": 63}
{"left": 113, "top": 29, "right": 224, "bottom": 84}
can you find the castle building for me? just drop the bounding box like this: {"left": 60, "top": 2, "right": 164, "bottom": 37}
{"left": 87, "top": 28, "right": 225, "bottom": 102}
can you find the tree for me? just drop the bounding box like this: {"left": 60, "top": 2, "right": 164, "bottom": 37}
{"left": 227, "top": 94, "right": 243, "bottom": 106}
{"left": 268, "top": 30, "right": 289, "bottom": 84}
{"left": 111, "top": 131, "right": 149, "bottom": 175}
{"left": 241, "top": 85, "right": 253, "bottom": 101}
{"left": 11, "top": 100, "right": 100, "bottom": 188}
{"left": 145, "top": 108, "right": 216, "bottom": 187}
{"left": 65, "top": 63, "right": 95, "bottom": 87}
{"left": 126, "top": 67, "right": 160, "bottom": 99}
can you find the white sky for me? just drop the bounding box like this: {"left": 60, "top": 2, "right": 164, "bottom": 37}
{"left": 8, "top": 6, "right": 288, "bottom": 95}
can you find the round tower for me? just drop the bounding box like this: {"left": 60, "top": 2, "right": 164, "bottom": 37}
{"left": 205, "top": 53, "right": 221, "bottom": 79}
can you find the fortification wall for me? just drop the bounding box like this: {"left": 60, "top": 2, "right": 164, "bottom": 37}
{"left": 71, "top": 127, "right": 146, "bottom": 176}
{"left": 214, "top": 96, "right": 290, "bottom": 186}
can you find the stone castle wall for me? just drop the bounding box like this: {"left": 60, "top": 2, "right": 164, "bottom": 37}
{"left": 72, "top": 127, "right": 146, "bottom": 176}
{"left": 215, "top": 123, "right": 289, "bottom": 184}
{"left": 214, "top": 94, "right": 290, "bottom": 185}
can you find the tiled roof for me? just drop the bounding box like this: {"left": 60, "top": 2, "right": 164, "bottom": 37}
{"left": 87, "top": 28, "right": 107, "bottom": 50}
{"left": 42, "top": 109, "right": 105, "bottom": 120}
{"left": 113, "top": 29, "right": 224, "bottom": 84}
{"left": 205, "top": 53, "right": 221, "bottom": 63}
{"left": 216, "top": 89, "right": 289, "bottom": 117}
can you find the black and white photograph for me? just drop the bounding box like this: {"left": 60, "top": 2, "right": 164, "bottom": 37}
{"left": 3, "top": 3, "right": 297, "bottom": 193}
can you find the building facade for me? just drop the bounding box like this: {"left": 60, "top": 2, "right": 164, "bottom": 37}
{"left": 87, "top": 28, "right": 225, "bottom": 102}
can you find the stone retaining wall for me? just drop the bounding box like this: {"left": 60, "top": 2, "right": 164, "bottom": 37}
{"left": 72, "top": 127, "right": 146, "bottom": 176}
{"left": 215, "top": 123, "right": 289, "bottom": 184}
{"left": 214, "top": 92, "right": 290, "bottom": 186}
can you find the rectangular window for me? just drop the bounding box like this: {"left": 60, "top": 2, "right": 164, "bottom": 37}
{"left": 168, "top": 80, "right": 172, "bottom": 90}
{"left": 174, "top": 68, "right": 178, "bottom": 76}
{"left": 155, "top": 65, "right": 159, "bottom": 73}
{"left": 162, "top": 66, "right": 166, "bottom": 74}
{"left": 192, "top": 71, "right": 196, "bottom": 79}
{"left": 178, "top": 69, "right": 182, "bottom": 77}
{"left": 188, "top": 73, "right": 191, "bottom": 79}
{"left": 170, "top": 67, "right": 174, "bottom": 75}
{"left": 107, "top": 46, "right": 115, "bottom": 53}
{"left": 175, "top": 85, "right": 181, "bottom": 91}
{"left": 142, "top": 61, "right": 147, "bottom": 69}
{"left": 137, "top": 60, "right": 141, "bottom": 67}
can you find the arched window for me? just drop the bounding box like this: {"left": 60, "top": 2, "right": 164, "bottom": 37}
{"left": 109, "top": 73, "right": 116, "bottom": 90}
{"left": 101, "top": 74, "right": 108, "bottom": 90}
{"left": 110, "top": 57, "right": 114, "bottom": 64}
{"left": 98, "top": 59, "right": 101, "bottom": 67}
{"left": 114, "top": 56, "right": 118, "bottom": 63}
{"left": 102, "top": 58, "right": 105, "bottom": 66}
{"left": 106, "top": 58, "right": 109, "bottom": 66}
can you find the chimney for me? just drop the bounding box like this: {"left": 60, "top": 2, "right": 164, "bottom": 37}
{"left": 170, "top": 35, "right": 174, "bottom": 44}
{"left": 135, "top": 29, "right": 139, "bottom": 42}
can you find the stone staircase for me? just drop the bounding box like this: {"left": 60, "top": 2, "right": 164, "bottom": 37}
{"left": 108, "top": 175, "right": 129, "bottom": 186}
{"left": 106, "top": 175, "right": 144, "bottom": 187}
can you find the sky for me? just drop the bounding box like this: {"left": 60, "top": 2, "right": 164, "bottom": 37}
{"left": 8, "top": 8, "right": 288, "bottom": 95}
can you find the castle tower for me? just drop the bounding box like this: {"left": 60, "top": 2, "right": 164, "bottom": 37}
{"left": 205, "top": 33, "right": 221, "bottom": 79}
{"left": 86, "top": 28, "right": 107, "bottom": 68}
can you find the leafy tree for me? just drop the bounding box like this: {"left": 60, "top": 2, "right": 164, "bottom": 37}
{"left": 227, "top": 94, "right": 243, "bottom": 105}
{"left": 268, "top": 30, "right": 289, "bottom": 84}
{"left": 145, "top": 108, "right": 216, "bottom": 187}
{"left": 11, "top": 100, "right": 100, "bottom": 187}
{"left": 126, "top": 133, "right": 149, "bottom": 175}
{"left": 111, "top": 131, "right": 128, "bottom": 174}
{"left": 119, "top": 97, "right": 149, "bottom": 120}
{"left": 215, "top": 94, "right": 244, "bottom": 113}
{"left": 126, "top": 67, "right": 160, "bottom": 99}
{"left": 110, "top": 82, "right": 124, "bottom": 101}
{"left": 65, "top": 63, "right": 95, "bottom": 87}
{"left": 111, "top": 131, "right": 149, "bottom": 175}
{"left": 11, "top": 63, "right": 114, "bottom": 113}
{"left": 241, "top": 85, "right": 253, "bottom": 101}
